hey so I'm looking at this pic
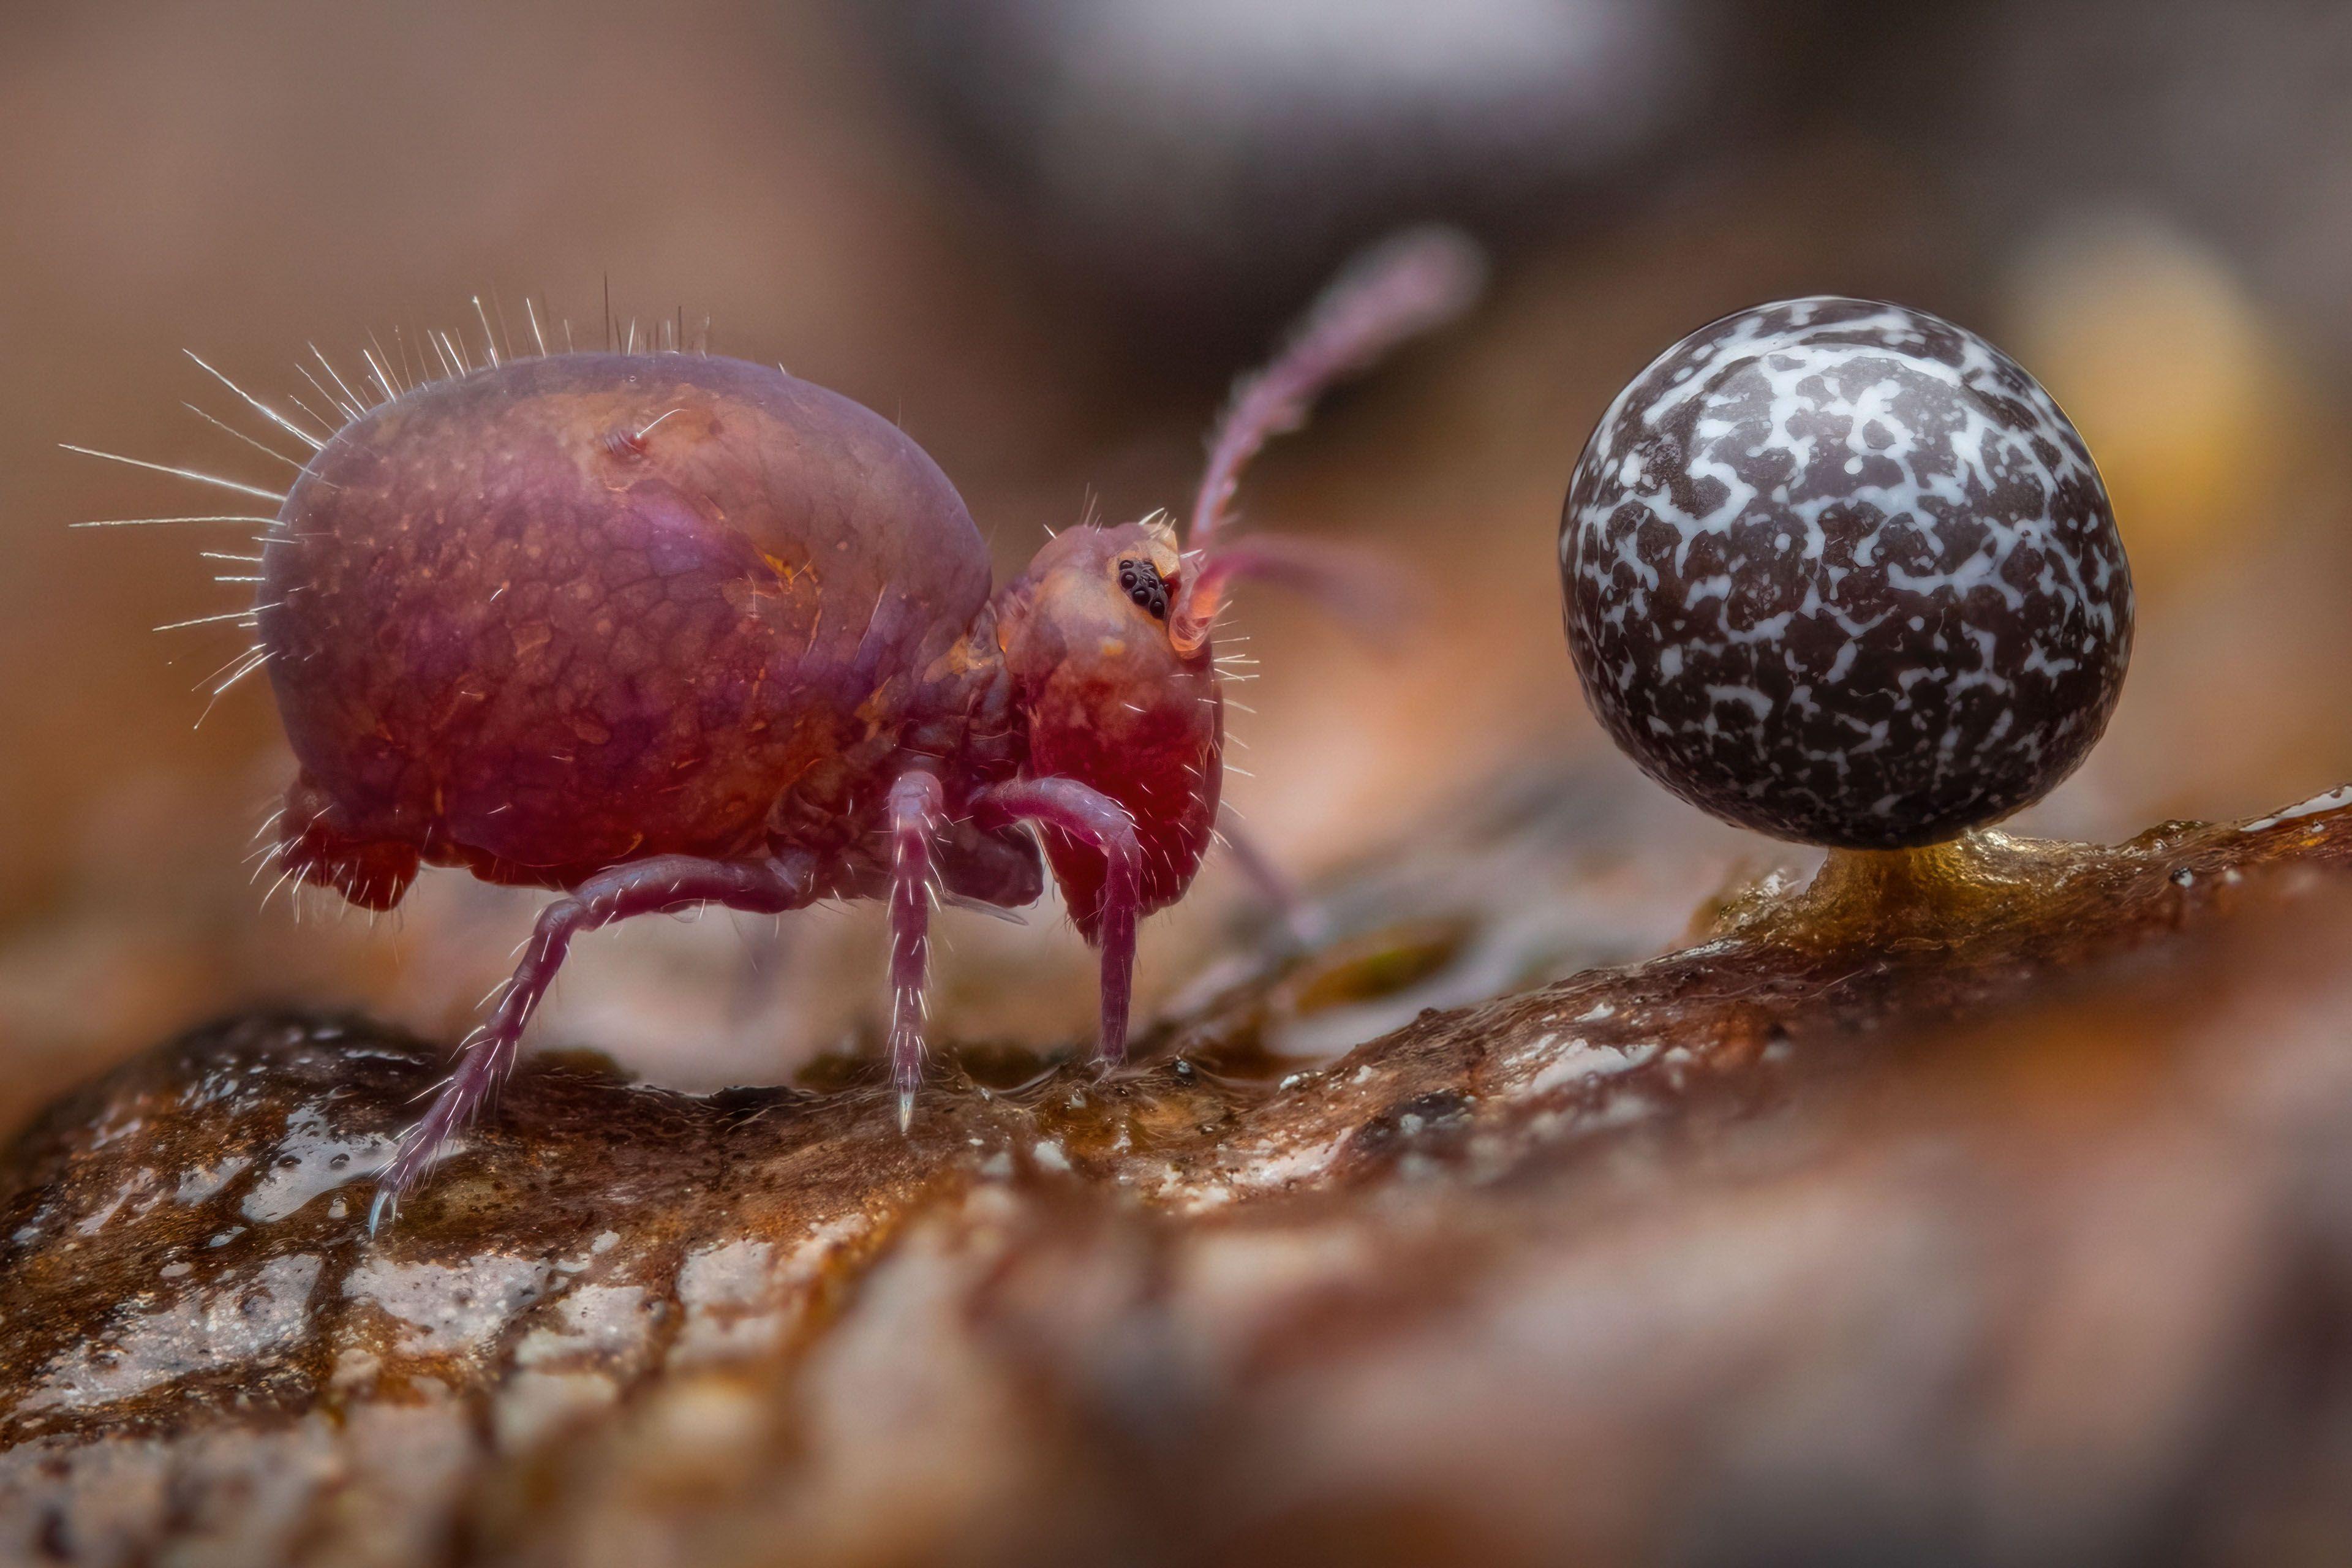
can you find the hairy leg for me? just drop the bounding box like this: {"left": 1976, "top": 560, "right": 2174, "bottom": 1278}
{"left": 971, "top": 777, "right": 1142, "bottom": 1061}
{"left": 884, "top": 771, "right": 944, "bottom": 1130}
{"left": 371, "top": 853, "right": 815, "bottom": 1231}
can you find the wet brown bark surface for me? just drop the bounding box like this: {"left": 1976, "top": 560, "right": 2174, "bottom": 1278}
{"left": 7, "top": 771, "right": 2352, "bottom": 1566}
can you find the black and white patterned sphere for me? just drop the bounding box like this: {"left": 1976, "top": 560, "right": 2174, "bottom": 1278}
{"left": 1560, "top": 297, "right": 2132, "bottom": 849}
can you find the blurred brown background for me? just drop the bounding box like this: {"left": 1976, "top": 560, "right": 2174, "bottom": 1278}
{"left": 6, "top": 0, "right": 2352, "bottom": 1134}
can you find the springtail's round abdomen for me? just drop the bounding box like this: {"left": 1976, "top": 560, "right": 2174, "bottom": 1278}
{"left": 258, "top": 352, "right": 995, "bottom": 903}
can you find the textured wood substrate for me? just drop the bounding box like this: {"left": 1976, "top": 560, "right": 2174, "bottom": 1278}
{"left": 7, "top": 780, "right": 2352, "bottom": 1566}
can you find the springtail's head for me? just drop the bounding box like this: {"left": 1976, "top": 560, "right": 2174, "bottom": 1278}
{"left": 997, "top": 511, "right": 1216, "bottom": 937}
{"left": 998, "top": 226, "right": 1485, "bottom": 938}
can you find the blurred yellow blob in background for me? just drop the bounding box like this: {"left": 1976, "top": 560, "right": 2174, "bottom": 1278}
{"left": 2003, "top": 212, "right": 2292, "bottom": 590}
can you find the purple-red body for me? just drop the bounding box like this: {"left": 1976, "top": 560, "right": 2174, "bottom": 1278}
{"left": 270, "top": 352, "right": 1093, "bottom": 914}
{"left": 238, "top": 230, "right": 1480, "bottom": 1224}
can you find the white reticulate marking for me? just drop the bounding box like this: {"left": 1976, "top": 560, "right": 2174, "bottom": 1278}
{"left": 1559, "top": 298, "right": 2128, "bottom": 838}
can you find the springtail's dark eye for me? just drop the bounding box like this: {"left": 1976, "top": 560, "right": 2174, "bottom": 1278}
{"left": 1119, "top": 559, "right": 1169, "bottom": 620}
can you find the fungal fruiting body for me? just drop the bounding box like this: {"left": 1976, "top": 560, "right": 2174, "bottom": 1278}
{"left": 1561, "top": 297, "right": 2133, "bottom": 851}
{"left": 235, "top": 232, "right": 1481, "bottom": 1221}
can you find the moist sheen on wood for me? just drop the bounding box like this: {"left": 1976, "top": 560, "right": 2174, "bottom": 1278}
{"left": 6, "top": 778, "right": 2352, "bottom": 1566}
